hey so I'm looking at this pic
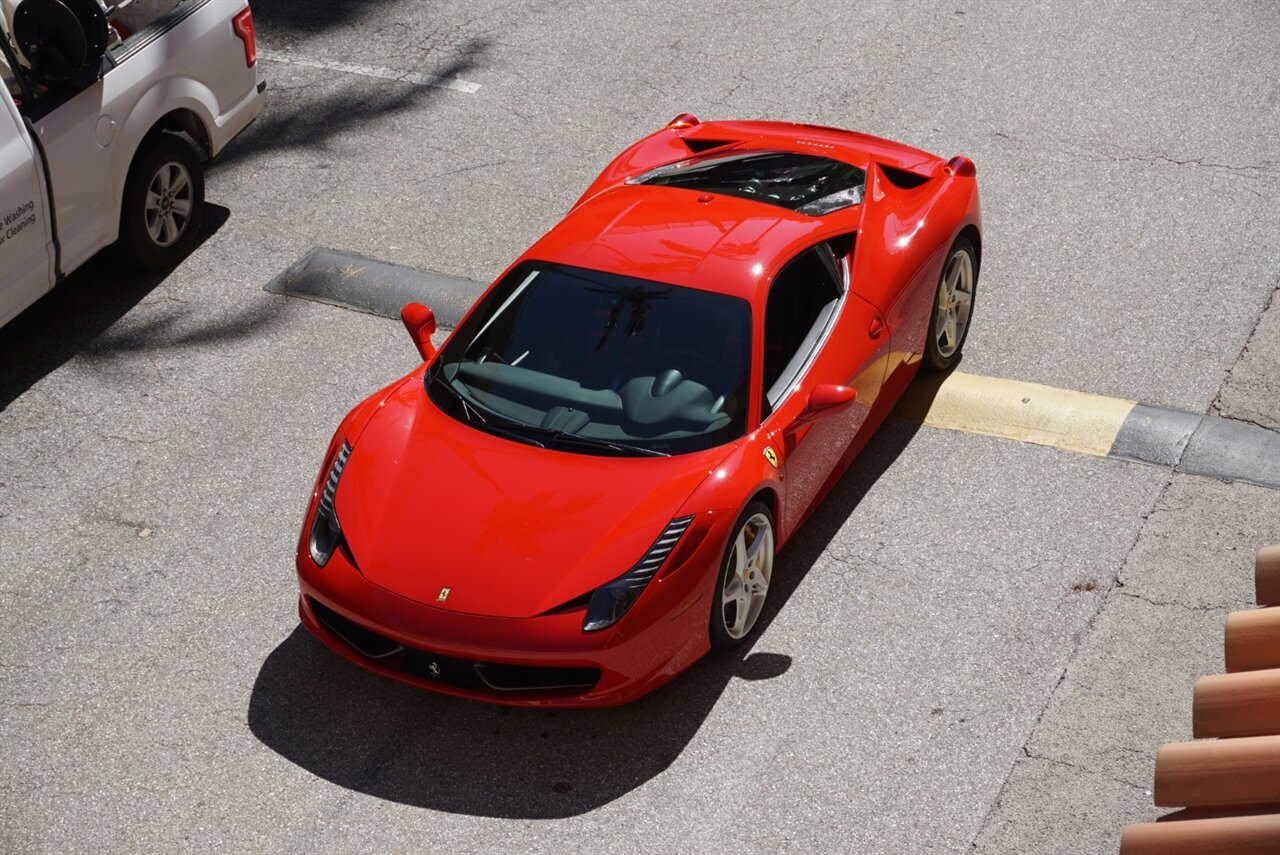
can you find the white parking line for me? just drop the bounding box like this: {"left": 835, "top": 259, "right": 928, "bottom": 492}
{"left": 259, "top": 50, "right": 481, "bottom": 94}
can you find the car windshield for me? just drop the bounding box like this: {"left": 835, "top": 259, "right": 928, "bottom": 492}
{"left": 628, "top": 151, "right": 866, "bottom": 216}
{"left": 428, "top": 262, "right": 752, "bottom": 455}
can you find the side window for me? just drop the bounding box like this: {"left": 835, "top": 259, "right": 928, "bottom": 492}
{"left": 761, "top": 244, "right": 844, "bottom": 417}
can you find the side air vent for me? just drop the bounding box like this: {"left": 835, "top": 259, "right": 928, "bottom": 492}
{"left": 309, "top": 442, "right": 352, "bottom": 567}
{"left": 546, "top": 516, "right": 696, "bottom": 619}
{"left": 581, "top": 515, "right": 696, "bottom": 631}
{"left": 879, "top": 163, "right": 932, "bottom": 190}
{"left": 632, "top": 516, "right": 695, "bottom": 582}
{"left": 317, "top": 443, "right": 350, "bottom": 524}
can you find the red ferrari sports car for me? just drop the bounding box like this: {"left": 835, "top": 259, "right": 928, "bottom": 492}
{"left": 295, "top": 115, "right": 981, "bottom": 706}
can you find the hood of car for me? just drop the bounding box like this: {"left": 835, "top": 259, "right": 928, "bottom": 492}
{"left": 333, "top": 374, "right": 729, "bottom": 619}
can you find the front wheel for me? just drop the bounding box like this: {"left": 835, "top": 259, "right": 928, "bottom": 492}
{"left": 923, "top": 236, "right": 978, "bottom": 372}
{"left": 709, "top": 501, "right": 775, "bottom": 651}
{"left": 117, "top": 133, "right": 205, "bottom": 270}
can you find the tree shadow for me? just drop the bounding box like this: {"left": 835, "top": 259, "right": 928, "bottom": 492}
{"left": 218, "top": 38, "right": 489, "bottom": 167}
{"left": 0, "top": 204, "right": 230, "bottom": 410}
{"left": 249, "top": 0, "right": 405, "bottom": 39}
{"left": 247, "top": 416, "right": 926, "bottom": 818}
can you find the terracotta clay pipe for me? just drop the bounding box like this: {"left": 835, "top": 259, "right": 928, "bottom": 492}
{"left": 1225, "top": 609, "right": 1280, "bottom": 673}
{"left": 1120, "top": 814, "right": 1280, "bottom": 854}
{"left": 1153, "top": 735, "right": 1280, "bottom": 808}
{"left": 1193, "top": 669, "right": 1280, "bottom": 739}
{"left": 1257, "top": 545, "right": 1280, "bottom": 607}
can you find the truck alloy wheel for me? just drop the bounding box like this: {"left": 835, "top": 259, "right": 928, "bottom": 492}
{"left": 118, "top": 133, "right": 205, "bottom": 270}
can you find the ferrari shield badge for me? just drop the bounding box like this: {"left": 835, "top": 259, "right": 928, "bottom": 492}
{"left": 437, "top": 587, "right": 451, "bottom": 602}
{"left": 763, "top": 446, "right": 778, "bottom": 468}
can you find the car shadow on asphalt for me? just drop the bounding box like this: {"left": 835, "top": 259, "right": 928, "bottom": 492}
{"left": 0, "top": 204, "right": 230, "bottom": 410}
{"left": 247, "top": 416, "right": 927, "bottom": 819}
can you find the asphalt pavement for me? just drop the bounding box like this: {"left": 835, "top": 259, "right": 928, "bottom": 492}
{"left": 2, "top": 1, "right": 1278, "bottom": 852}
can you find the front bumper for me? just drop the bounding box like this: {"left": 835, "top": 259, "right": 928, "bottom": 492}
{"left": 295, "top": 517, "right": 728, "bottom": 707}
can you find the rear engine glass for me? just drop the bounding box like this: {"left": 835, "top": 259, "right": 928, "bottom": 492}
{"left": 629, "top": 151, "right": 866, "bottom": 216}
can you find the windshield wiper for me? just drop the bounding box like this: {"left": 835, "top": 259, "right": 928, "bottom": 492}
{"left": 514, "top": 425, "right": 669, "bottom": 457}
{"left": 430, "top": 369, "right": 487, "bottom": 424}
{"left": 430, "top": 370, "right": 553, "bottom": 447}
{"left": 550, "top": 432, "right": 668, "bottom": 458}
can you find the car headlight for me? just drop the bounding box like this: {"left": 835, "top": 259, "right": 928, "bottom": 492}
{"left": 309, "top": 442, "right": 352, "bottom": 567}
{"left": 583, "top": 515, "right": 694, "bottom": 632}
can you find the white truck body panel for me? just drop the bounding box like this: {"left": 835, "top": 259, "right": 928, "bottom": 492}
{"left": 0, "top": 0, "right": 263, "bottom": 327}
{"left": 0, "top": 87, "right": 55, "bottom": 323}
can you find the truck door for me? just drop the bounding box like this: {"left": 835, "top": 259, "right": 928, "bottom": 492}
{"left": 0, "top": 85, "right": 54, "bottom": 327}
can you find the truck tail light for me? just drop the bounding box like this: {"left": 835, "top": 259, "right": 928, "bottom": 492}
{"left": 232, "top": 7, "right": 257, "bottom": 67}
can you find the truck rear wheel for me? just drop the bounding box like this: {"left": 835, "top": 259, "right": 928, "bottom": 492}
{"left": 118, "top": 133, "right": 204, "bottom": 270}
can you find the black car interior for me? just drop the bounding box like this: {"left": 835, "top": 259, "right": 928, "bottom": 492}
{"left": 761, "top": 243, "right": 845, "bottom": 415}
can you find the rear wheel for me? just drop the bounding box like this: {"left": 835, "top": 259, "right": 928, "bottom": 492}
{"left": 923, "top": 236, "right": 977, "bottom": 371}
{"left": 709, "top": 501, "right": 775, "bottom": 651}
{"left": 117, "top": 133, "right": 204, "bottom": 270}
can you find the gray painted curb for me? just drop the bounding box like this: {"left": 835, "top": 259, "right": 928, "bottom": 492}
{"left": 1110, "top": 403, "right": 1280, "bottom": 490}
{"left": 1180, "top": 416, "right": 1280, "bottom": 490}
{"left": 1110, "top": 403, "right": 1201, "bottom": 467}
{"left": 265, "top": 247, "right": 480, "bottom": 328}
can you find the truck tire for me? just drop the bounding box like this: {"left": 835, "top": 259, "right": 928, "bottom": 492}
{"left": 118, "top": 133, "right": 204, "bottom": 270}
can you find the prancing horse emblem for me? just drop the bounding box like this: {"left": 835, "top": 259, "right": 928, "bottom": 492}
{"left": 763, "top": 446, "right": 778, "bottom": 468}
{"left": 427, "top": 661, "right": 441, "bottom": 678}
{"left": 437, "top": 587, "right": 451, "bottom": 602}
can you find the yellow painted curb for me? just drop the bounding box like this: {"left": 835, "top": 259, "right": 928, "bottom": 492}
{"left": 893, "top": 371, "right": 1137, "bottom": 457}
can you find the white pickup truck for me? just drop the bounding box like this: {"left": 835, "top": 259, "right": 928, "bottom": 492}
{"left": 1, "top": 0, "right": 265, "bottom": 327}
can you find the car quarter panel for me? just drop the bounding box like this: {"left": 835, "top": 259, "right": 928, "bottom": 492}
{"left": 0, "top": 87, "right": 54, "bottom": 326}
{"left": 852, "top": 167, "right": 981, "bottom": 384}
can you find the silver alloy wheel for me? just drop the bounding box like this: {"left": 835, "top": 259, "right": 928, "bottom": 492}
{"left": 144, "top": 161, "right": 194, "bottom": 247}
{"left": 720, "top": 512, "right": 774, "bottom": 640}
{"left": 934, "top": 248, "right": 975, "bottom": 358}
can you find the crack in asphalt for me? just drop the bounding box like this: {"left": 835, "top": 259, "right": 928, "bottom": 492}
{"left": 966, "top": 467, "right": 1174, "bottom": 849}
{"left": 1020, "top": 746, "right": 1152, "bottom": 794}
{"left": 1112, "top": 587, "right": 1231, "bottom": 614}
{"left": 1212, "top": 276, "right": 1280, "bottom": 429}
